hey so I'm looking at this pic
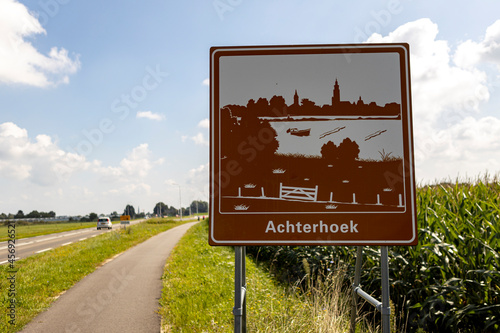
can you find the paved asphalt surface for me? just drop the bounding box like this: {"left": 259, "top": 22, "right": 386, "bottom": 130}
{"left": 19, "top": 221, "right": 198, "bottom": 333}
{"left": 0, "top": 219, "right": 144, "bottom": 265}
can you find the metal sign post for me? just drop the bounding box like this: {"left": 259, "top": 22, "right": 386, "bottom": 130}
{"left": 350, "top": 246, "right": 391, "bottom": 333}
{"left": 233, "top": 246, "right": 247, "bottom": 333}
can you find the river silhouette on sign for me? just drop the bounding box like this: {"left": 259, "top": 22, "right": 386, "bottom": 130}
{"left": 270, "top": 118, "right": 403, "bottom": 161}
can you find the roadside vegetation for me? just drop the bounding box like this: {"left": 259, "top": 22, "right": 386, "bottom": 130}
{"left": 160, "top": 220, "right": 377, "bottom": 332}
{"left": 161, "top": 177, "right": 498, "bottom": 332}
{"left": 246, "top": 177, "right": 500, "bottom": 332}
{"left": 0, "top": 218, "right": 186, "bottom": 333}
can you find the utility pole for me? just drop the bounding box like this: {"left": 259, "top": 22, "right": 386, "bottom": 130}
{"left": 172, "top": 183, "right": 182, "bottom": 220}
{"left": 179, "top": 185, "right": 182, "bottom": 220}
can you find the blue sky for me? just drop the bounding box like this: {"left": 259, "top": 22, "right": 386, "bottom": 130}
{"left": 1, "top": 0, "right": 500, "bottom": 216}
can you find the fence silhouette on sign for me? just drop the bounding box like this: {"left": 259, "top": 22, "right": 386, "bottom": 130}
{"left": 233, "top": 181, "right": 405, "bottom": 211}
{"left": 279, "top": 183, "right": 318, "bottom": 202}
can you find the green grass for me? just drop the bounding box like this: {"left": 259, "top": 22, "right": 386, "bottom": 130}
{"left": 160, "top": 220, "right": 375, "bottom": 332}
{"left": 0, "top": 220, "right": 126, "bottom": 242}
{"left": 0, "top": 218, "right": 186, "bottom": 332}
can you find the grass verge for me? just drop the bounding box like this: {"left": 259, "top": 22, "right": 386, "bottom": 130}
{"left": 1, "top": 218, "right": 186, "bottom": 332}
{"left": 160, "top": 220, "right": 376, "bottom": 332}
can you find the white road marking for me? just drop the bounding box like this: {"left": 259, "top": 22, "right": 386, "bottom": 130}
{"left": 79, "top": 238, "right": 87, "bottom": 241}
{"left": 36, "top": 248, "right": 53, "bottom": 254}
{"left": 0, "top": 257, "right": 20, "bottom": 265}
{"left": 62, "top": 242, "right": 73, "bottom": 246}
{"left": 0, "top": 242, "right": 33, "bottom": 249}
{"left": 36, "top": 236, "right": 57, "bottom": 242}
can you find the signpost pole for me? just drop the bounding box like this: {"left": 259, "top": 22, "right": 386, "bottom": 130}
{"left": 350, "top": 246, "right": 363, "bottom": 333}
{"left": 233, "top": 246, "right": 247, "bottom": 333}
{"left": 381, "top": 246, "right": 391, "bottom": 333}
{"left": 350, "top": 246, "right": 391, "bottom": 333}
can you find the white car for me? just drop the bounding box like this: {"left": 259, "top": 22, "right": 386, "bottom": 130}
{"left": 97, "top": 217, "right": 112, "bottom": 230}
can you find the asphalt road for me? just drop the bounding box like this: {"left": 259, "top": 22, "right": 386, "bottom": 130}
{"left": 0, "top": 220, "right": 144, "bottom": 265}
{"left": 19, "top": 221, "right": 198, "bottom": 333}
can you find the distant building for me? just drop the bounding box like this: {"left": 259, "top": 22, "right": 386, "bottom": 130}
{"left": 332, "top": 78, "right": 340, "bottom": 107}
{"left": 293, "top": 89, "right": 299, "bottom": 106}
{"left": 292, "top": 78, "right": 400, "bottom": 117}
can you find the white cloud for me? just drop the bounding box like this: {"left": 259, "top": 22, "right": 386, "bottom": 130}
{"left": 454, "top": 19, "right": 500, "bottom": 70}
{"left": 191, "top": 132, "right": 209, "bottom": 146}
{"left": 198, "top": 118, "right": 209, "bottom": 128}
{"left": 0, "top": 122, "right": 164, "bottom": 187}
{"left": 0, "top": 0, "right": 80, "bottom": 87}
{"left": 95, "top": 143, "right": 163, "bottom": 181}
{"left": 187, "top": 163, "right": 209, "bottom": 200}
{"left": 202, "top": 78, "right": 210, "bottom": 86}
{"left": 0, "top": 122, "right": 89, "bottom": 185}
{"left": 181, "top": 119, "right": 210, "bottom": 146}
{"left": 136, "top": 110, "right": 166, "bottom": 121}
{"left": 367, "top": 18, "right": 500, "bottom": 182}
{"left": 105, "top": 183, "right": 152, "bottom": 196}
{"left": 180, "top": 119, "right": 209, "bottom": 146}
{"left": 165, "top": 179, "right": 178, "bottom": 186}
{"left": 0, "top": 122, "right": 169, "bottom": 215}
{"left": 416, "top": 116, "right": 500, "bottom": 182}
{"left": 367, "top": 18, "right": 489, "bottom": 125}
{"left": 188, "top": 163, "right": 208, "bottom": 183}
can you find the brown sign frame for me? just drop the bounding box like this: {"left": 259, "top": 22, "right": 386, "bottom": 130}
{"left": 210, "top": 43, "right": 417, "bottom": 246}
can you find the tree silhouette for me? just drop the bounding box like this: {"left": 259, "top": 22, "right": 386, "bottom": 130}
{"left": 123, "top": 205, "right": 135, "bottom": 217}
{"left": 338, "top": 137, "right": 360, "bottom": 161}
{"left": 221, "top": 105, "right": 279, "bottom": 165}
{"left": 255, "top": 97, "right": 270, "bottom": 116}
{"left": 321, "top": 141, "right": 338, "bottom": 162}
{"left": 321, "top": 138, "right": 359, "bottom": 164}
{"left": 270, "top": 95, "right": 287, "bottom": 116}
{"left": 189, "top": 200, "right": 208, "bottom": 213}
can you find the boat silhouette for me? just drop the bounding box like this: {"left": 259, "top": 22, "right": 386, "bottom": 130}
{"left": 286, "top": 127, "right": 311, "bottom": 136}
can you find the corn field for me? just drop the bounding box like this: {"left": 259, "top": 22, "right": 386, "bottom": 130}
{"left": 248, "top": 177, "right": 500, "bottom": 332}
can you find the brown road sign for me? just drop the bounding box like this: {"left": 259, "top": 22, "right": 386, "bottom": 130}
{"left": 210, "top": 43, "right": 417, "bottom": 246}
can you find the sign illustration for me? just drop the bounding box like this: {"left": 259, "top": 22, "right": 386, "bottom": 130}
{"left": 210, "top": 44, "right": 417, "bottom": 246}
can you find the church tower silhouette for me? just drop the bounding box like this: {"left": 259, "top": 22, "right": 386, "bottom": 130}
{"left": 332, "top": 78, "right": 340, "bottom": 108}
{"left": 293, "top": 89, "right": 299, "bottom": 106}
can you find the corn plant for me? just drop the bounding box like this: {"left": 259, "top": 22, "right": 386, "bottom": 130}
{"left": 248, "top": 177, "right": 500, "bottom": 332}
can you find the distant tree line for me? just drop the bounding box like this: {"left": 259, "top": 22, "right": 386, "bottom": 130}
{"left": 0, "top": 200, "right": 209, "bottom": 222}
{"left": 152, "top": 200, "right": 208, "bottom": 217}
{"left": 0, "top": 210, "right": 56, "bottom": 219}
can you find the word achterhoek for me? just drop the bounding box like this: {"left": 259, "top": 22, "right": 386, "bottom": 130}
{"left": 265, "top": 220, "right": 359, "bottom": 234}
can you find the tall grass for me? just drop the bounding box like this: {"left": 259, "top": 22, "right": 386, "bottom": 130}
{"left": 160, "top": 220, "right": 376, "bottom": 332}
{"left": 248, "top": 177, "right": 500, "bottom": 332}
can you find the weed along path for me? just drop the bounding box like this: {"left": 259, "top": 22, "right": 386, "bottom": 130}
{"left": 20, "top": 222, "right": 198, "bottom": 333}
